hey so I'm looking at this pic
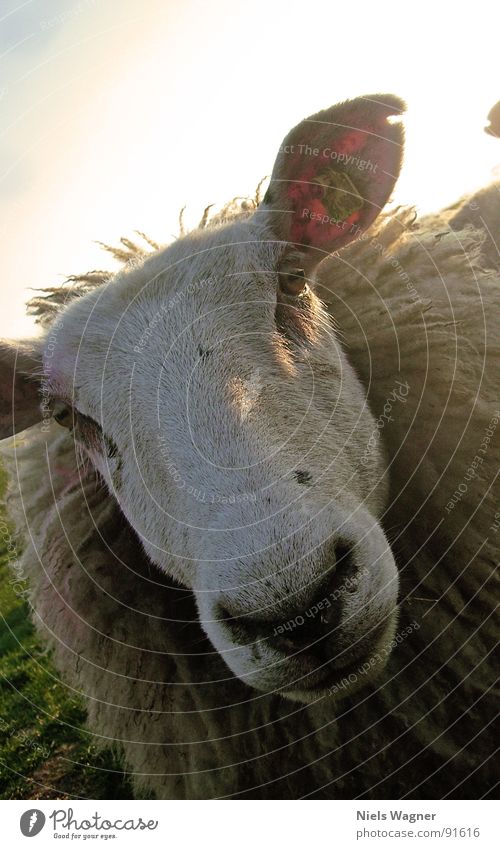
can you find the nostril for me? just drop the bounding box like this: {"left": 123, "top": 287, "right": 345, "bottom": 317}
{"left": 216, "top": 604, "right": 241, "bottom": 630}
{"left": 215, "top": 600, "right": 331, "bottom": 653}
{"left": 333, "top": 541, "right": 359, "bottom": 593}
{"left": 213, "top": 539, "right": 361, "bottom": 653}
{"left": 215, "top": 603, "right": 261, "bottom": 643}
{"left": 335, "top": 541, "right": 352, "bottom": 562}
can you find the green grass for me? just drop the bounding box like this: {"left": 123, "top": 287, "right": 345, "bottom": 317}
{"left": 0, "top": 464, "right": 133, "bottom": 799}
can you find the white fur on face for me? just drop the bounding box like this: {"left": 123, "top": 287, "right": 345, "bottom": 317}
{"left": 43, "top": 213, "right": 399, "bottom": 700}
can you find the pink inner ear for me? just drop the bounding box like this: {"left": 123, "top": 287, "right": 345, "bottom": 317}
{"left": 282, "top": 106, "right": 402, "bottom": 251}
{"left": 289, "top": 194, "right": 363, "bottom": 248}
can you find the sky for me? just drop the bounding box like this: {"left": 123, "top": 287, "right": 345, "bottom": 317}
{"left": 1, "top": 0, "right": 499, "bottom": 336}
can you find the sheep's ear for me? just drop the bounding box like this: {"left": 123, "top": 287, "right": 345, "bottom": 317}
{"left": 0, "top": 341, "right": 42, "bottom": 438}
{"left": 261, "top": 93, "right": 405, "bottom": 270}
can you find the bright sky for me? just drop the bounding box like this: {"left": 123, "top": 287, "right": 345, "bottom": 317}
{"left": 1, "top": 0, "right": 499, "bottom": 337}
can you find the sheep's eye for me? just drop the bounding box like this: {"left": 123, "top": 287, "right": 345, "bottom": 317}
{"left": 53, "top": 401, "right": 73, "bottom": 429}
{"left": 52, "top": 402, "right": 117, "bottom": 460}
{"left": 279, "top": 268, "right": 307, "bottom": 297}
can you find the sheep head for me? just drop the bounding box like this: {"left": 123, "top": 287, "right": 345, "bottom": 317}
{"left": 0, "top": 94, "right": 404, "bottom": 702}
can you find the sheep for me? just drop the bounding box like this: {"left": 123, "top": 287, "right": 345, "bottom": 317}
{"left": 485, "top": 100, "right": 500, "bottom": 138}
{"left": 0, "top": 94, "right": 498, "bottom": 799}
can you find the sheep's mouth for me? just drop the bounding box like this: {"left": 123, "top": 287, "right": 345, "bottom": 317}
{"left": 277, "top": 611, "right": 399, "bottom": 703}
{"left": 278, "top": 651, "right": 386, "bottom": 703}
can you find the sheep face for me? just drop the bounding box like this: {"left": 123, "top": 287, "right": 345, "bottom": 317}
{"left": 1, "top": 94, "right": 405, "bottom": 701}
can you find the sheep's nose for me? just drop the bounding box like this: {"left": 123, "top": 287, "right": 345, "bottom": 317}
{"left": 215, "top": 542, "right": 359, "bottom": 656}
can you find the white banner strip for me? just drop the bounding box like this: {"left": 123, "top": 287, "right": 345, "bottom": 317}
{"left": 1, "top": 799, "right": 496, "bottom": 848}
